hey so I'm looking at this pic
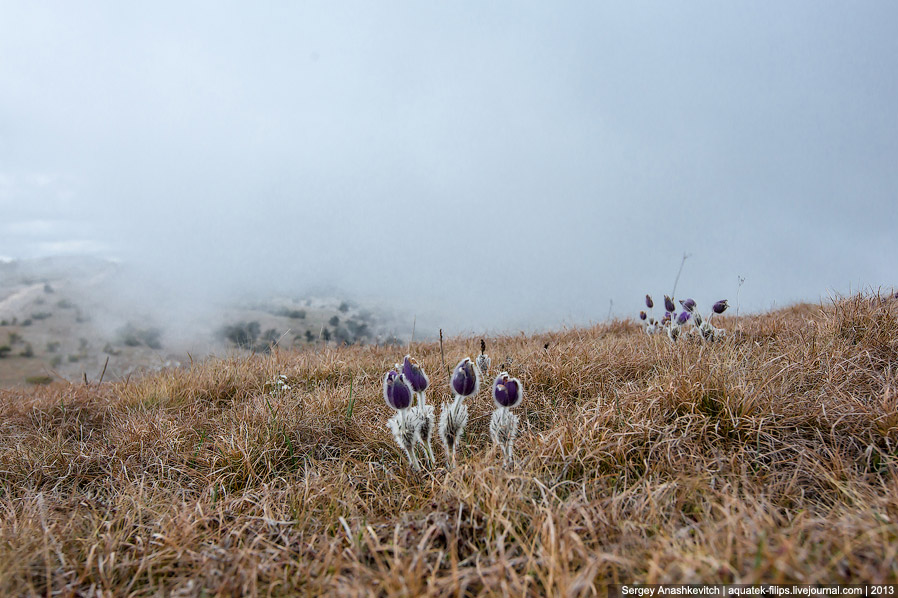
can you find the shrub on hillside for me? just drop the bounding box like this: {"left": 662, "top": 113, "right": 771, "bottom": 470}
{"left": 219, "top": 321, "right": 261, "bottom": 349}
{"left": 117, "top": 324, "right": 163, "bottom": 350}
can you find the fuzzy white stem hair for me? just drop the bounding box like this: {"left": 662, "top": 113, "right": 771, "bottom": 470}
{"left": 490, "top": 406, "right": 519, "bottom": 468}
{"left": 411, "top": 393, "right": 435, "bottom": 466}
{"left": 439, "top": 394, "right": 468, "bottom": 470}
{"left": 387, "top": 409, "right": 420, "bottom": 471}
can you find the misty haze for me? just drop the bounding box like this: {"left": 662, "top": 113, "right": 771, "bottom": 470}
{"left": 2, "top": 3, "right": 894, "bottom": 340}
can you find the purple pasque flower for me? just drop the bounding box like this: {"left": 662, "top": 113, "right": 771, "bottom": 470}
{"left": 712, "top": 299, "right": 729, "bottom": 315}
{"left": 492, "top": 372, "right": 523, "bottom": 409}
{"left": 383, "top": 371, "right": 414, "bottom": 411}
{"left": 676, "top": 310, "right": 692, "bottom": 326}
{"left": 679, "top": 298, "right": 696, "bottom": 313}
{"left": 451, "top": 357, "right": 480, "bottom": 397}
{"left": 401, "top": 355, "right": 429, "bottom": 393}
{"left": 639, "top": 311, "right": 647, "bottom": 321}
{"left": 664, "top": 295, "right": 676, "bottom": 313}
{"left": 645, "top": 295, "right": 654, "bottom": 309}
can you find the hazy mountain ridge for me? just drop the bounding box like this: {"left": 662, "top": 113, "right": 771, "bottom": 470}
{"left": 0, "top": 256, "right": 409, "bottom": 387}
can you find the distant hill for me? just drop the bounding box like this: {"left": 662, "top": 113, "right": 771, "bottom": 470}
{"left": 0, "top": 256, "right": 408, "bottom": 387}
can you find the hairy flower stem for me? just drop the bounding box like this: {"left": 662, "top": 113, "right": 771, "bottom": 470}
{"left": 441, "top": 394, "right": 466, "bottom": 470}
{"left": 400, "top": 410, "right": 420, "bottom": 471}
{"left": 416, "top": 391, "right": 435, "bottom": 465}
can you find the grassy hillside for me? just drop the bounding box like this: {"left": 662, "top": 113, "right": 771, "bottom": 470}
{"left": 1, "top": 294, "right": 897, "bottom": 595}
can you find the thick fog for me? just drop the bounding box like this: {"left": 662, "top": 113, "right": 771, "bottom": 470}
{"left": 2, "top": 2, "right": 897, "bottom": 337}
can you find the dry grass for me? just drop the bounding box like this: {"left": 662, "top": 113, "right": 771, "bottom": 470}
{"left": 1, "top": 293, "right": 898, "bottom": 596}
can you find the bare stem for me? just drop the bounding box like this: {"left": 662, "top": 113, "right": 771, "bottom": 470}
{"left": 672, "top": 252, "right": 691, "bottom": 297}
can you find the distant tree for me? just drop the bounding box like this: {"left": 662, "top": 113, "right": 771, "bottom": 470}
{"left": 334, "top": 326, "right": 354, "bottom": 346}
{"left": 143, "top": 330, "right": 162, "bottom": 350}
{"left": 256, "top": 328, "right": 280, "bottom": 352}
{"left": 329, "top": 315, "right": 340, "bottom": 327}
{"left": 115, "top": 325, "right": 163, "bottom": 349}
{"left": 383, "top": 335, "right": 403, "bottom": 347}
{"left": 346, "top": 319, "right": 370, "bottom": 339}
{"left": 220, "top": 321, "right": 261, "bottom": 348}
{"left": 321, "top": 328, "right": 331, "bottom": 342}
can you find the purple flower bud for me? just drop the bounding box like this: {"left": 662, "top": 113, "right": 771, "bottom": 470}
{"left": 664, "top": 295, "right": 676, "bottom": 313}
{"left": 383, "top": 370, "right": 413, "bottom": 410}
{"left": 451, "top": 357, "right": 480, "bottom": 397}
{"left": 712, "top": 299, "right": 729, "bottom": 315}
{"left": 401, "top": 355, "right": 429, "bottom": 393}
{"left": 676, "top": 311, "right": 691, "bottom": 325}
{"left": 639, "top": 311, "right": 647, "bottom": 321}
{"left": 679, "top": 298, "right": 696, "bottom": 313}
{"left": 493, "top": 372, "right": 523, "bottom": 409}
{"left": 645, "top": 295, "right": 654, "bottom": 309}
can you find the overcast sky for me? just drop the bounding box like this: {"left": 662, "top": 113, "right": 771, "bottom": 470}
{"left": 1, "top": 2, "right": 896, "bottom": 335}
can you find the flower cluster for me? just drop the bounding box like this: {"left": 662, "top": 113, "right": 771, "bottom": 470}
{"left": 382, "top": 347, "right": 524, "bottom": 471}
{"left": 640, "top": 295, "right": 730, "bottom": 342}
{"left": 382, "top": 355, "right": 434, "bottom": 471}
{"left": 383, "top": 368, "right": 420, "bottom": 470}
